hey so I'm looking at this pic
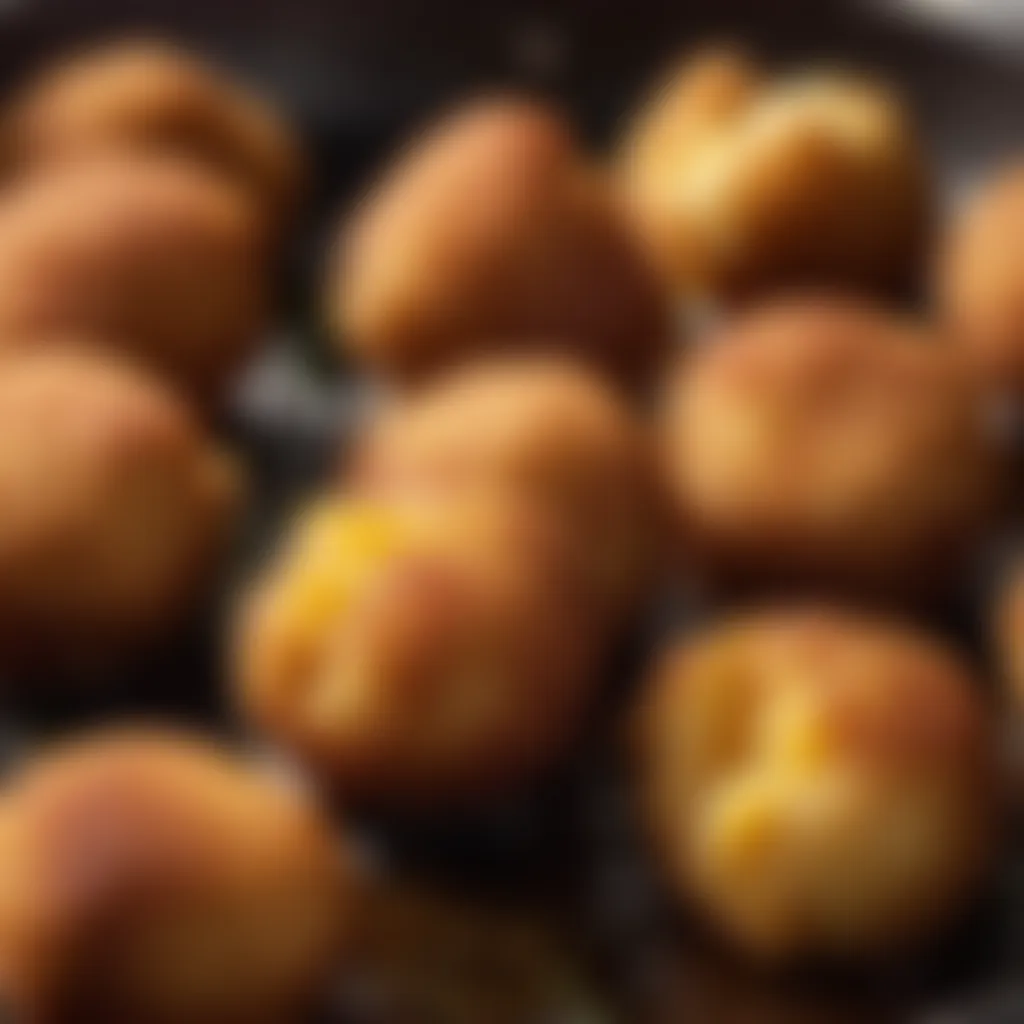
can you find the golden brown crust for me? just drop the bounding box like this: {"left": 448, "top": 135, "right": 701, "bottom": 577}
{"left": 0, "top": 349, "right": 241, "bottom": 677}
{"left": 349, "top": 357, "right": 660, "bottom": 620}
{"left": 3, "top": 39, "right": 305, "bottom": 233}
{"left": 0, "top": 154, "right": 268, "bottom": 404}
{"left": 234, "top": 490, "right": 599, "bottom": 807}
{"left": 994, "top": 562, "right": 1024, "bottom": 711}
{"left": 936, "top": 161, "right": 1024, "bottom": 396}
{"left": 659, "top": 296, "right": 1001, "bottom": 600}
{"left": 620, "top": 48, "right": 932, "bottom": 305}
{"left": 633, "top": 607, "right": 996, "bottom": 963}
{"left": 329, "top": 97, "right": 669, "bottom": 389}
{"left": 0, "top": 729, "right": 349, "bottom": 1024}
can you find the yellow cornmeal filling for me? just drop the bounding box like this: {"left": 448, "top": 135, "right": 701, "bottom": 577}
{"left": 686, "top": 687, "right": 854, "bottom": 950}
{"left": 698, "top": 687, "right": 832, "bottom": 862}
{"left": 254, "top": 500, "right": 428, "bottom": 736}
{"left": 265, "top": 498, "right": 514, "bottom": 748}
{"left": 686, "top": 674, "right": 953, "bottom": 954}
{"left": 271, "top": 500, "right": 417, "bottom": 651}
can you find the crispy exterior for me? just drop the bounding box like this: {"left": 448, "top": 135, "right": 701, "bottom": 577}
{"left": 0, "top": 155, "right": 268, "bottom": 404}
{"left": 633, "top": 608, "right": 995, "bottom": 962}
{"left": 350, "top": 358, "right": 659, "bottom": 620}
{"left": 234, "top": 491, "right": 598, "bottom": 807}
{"left": 620, "top": 49, "right": 931, "bottom": 305}
{"left": 330, "top": 98, "right": 668, "bottom": 388}
{"left": 994, "top": 562, "right": 1024, "bottom": 711}
{"left": 659, "top": 297, "right": 1000, "bottom": 599}
{"left": 3, "top": 39, "right": 305, "bottom": 231}
{"left": 0, "top": 350, "right": 240, "bottom": 676}
{"left": 0, "top": 730, "right": 348, "bottom": 1024}
{"left": 936, "top": 162, "right": 1024, "bottom": 395}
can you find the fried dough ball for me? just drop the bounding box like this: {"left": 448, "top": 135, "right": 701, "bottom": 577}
{"left": 659, "top": 298, "right": 999, "bottom": 599}
{"left": 234, "top": 490, "right": 598, "bottom": 807}
{"left": 0, "top": 730, "right": 349, "bottom": 1024}
{"left": 0, "top": 155, "right": 268, "bottom": 404}
{"left": 633, "top": 608, "right": 995, "bottom": 962}
{"left": 330, "top": 98, "right": 668, "bottom": 389}
{"left": 350, "top": 358, "right": 657, "bottom": 620}
{"left": 935, "top": 162, "right": 1024, "bottom": 396}
{"left": 4, "top": 39, "right": 304, "bottom": 232}
{"left": 620, "top": 49, "right": 931, "bottom": 306}
{"left": 0, "top": 350, "right": 240, "bottom": 677}
{"left": 993, "top": 562, "right": 1024, "bottom": 711}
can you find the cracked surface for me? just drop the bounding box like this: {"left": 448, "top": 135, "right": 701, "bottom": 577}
{"left": 621, "top": 49, "right": 931, "bottom": 304}
{"left": 634, "top": 608, "right": 995, "bottom": 962}
{"left": 235, "top": 491, "right": 599, "bottom": 807}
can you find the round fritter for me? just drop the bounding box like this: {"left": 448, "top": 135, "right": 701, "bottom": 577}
{"left": 0, "top": 155, "right": 268, "bottom": 404}
{"left": 0, "top": 730, "right": 349, "bottom": 1024}
{"left": 329, "top": 97, "right": 668, "bottom": 389}
{"left": 659, "top": 297, "right": 1000, "bottom": 599}
{"left": 994, "top": 561, "right": 1024, "bottom": 711}
{"left": 350, "top": 358, "right": 658, "bottom": 620}
{"left": 633, "top": 608, "right": 995, "bottom": 962}
{"left": 620, "top": 49, "right": 931, "bottom": 306}
{"left": 0, "top": 350, "right": 240, "bottom": 677}
{"left": 3, "top": 39, "right": 305, "bottom": 232}
{"left": 936, "top": 162, "right": 1024, "bottom": 397}
{"left": 234, "top": 490, "right": 598, "bottom": 807}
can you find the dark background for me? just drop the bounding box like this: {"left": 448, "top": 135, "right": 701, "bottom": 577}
{"left": 2, "top": 0, "right": 1023, "bottom": 197}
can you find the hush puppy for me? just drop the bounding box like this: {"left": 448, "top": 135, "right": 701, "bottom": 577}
{"left": 633, "top": 608, "right": 995, "bottom": 962}
{"left": 620, "top": 49, "right": 931, "bottom": 306}
{"left": 0, "top": 729, "right": 348, "bottom": 1024}
{"left": 329, "top": 98, "right": 668, "bottom": 388}
{"left": 350, "top": 358, "right": 658, "bottom": 620}
{"left": 936, "top": 162, "right": 1024, "bottom": 397}
{"left": 659, "top": 298, "right": 999, "bottom": 599}
{"left": 0, "top": 350, "right": 240, "bottom": 677}
{"left": 0, "top": 155, "right": 268, "bottom": 404}
{"left": 234, "top": 490, "right": 598, "bottom": 807}
{"left": 994, "top": 561, "right": 1024, "bottom": 711}
{"left": 4, "top": 39, "right": 304, "bottom": 232}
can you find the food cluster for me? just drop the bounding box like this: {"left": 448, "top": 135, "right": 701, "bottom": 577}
{"left": 0, "top": 33, "right": 1019, "bottom": 1024}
